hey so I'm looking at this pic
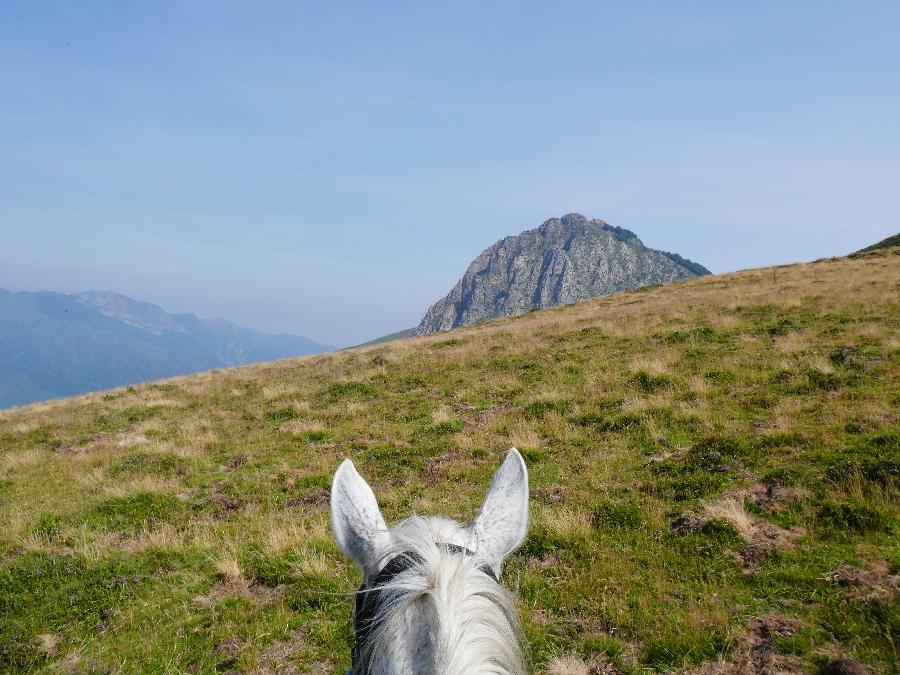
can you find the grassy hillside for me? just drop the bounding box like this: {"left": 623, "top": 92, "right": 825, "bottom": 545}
{"left": 856, "top": 233, "right": 900, "bottom": 254}
{"left": 355, "top": 327, "right": 417, "bottom": 348}
{"left": 1, "top": 250, "right": 897, "bottom": 673}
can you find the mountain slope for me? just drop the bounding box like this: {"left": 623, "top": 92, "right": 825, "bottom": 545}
{"left": 416, "top": 213, "right": 710, "bottom": 334}
{"left": 856, "top": 232, "right": 900, "bottom": 253}
{"left": 72, "top": 291, "right": 187, "bottom": 334}
{"left": 0, "top": 290, "right": 331, "bottom": 408}
{"left": 356, "top": 327, "right": 417, "bottom": 347}
{"left": 0, "top": 249, "right": 897, "bottom": 673}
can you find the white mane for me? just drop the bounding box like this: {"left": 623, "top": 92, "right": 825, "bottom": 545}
{"left": 357, "top": 516, "right": 525, "bottom": 675}
{"left": 330, "top": 448, "right": 530, "bottom": 675}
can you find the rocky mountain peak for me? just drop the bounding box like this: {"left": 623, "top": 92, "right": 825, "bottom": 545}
{"left": 415, "top": 213, "right": 709, "bottom": 335}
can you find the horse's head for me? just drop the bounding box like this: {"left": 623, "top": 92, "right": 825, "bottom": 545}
{"left": 330, "top": 448, "right": 529, "bottom": 674}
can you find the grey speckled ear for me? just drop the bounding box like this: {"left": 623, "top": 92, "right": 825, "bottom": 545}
{"left": 330, "top": 459, "right": 390, "bottom": 573}
{"left": 471, "top": 448, "right": 529, "bottom": 566}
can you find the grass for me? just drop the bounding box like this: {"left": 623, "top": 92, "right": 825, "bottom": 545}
{"left": 0, "top": 249, "right": 898, "bottom": 673}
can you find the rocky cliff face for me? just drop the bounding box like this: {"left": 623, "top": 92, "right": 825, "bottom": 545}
{"left": 415, "top": 213, "right": 710, "bottom": 334}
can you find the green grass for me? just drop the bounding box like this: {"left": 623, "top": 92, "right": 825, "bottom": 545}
{"left": 0, "top": 249, "right": 898, "bottom": 673}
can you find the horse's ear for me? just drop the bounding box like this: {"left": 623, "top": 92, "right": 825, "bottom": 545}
{"left": 471, "top": 448, "right": 529, "bottom": 565}
{"left": 330, "top": 459, "right": 389, "bottom": 572}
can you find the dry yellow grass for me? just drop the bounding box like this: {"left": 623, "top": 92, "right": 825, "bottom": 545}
{"left": 704, "top": 497, "right": 755, "bottom": 540}
{"left": 213, "top": 553, "right": 246, "bottom": 585}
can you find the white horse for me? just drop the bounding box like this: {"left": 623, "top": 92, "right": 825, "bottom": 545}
{"left": 330, "top": 448, "right": 529, "bottom": 675}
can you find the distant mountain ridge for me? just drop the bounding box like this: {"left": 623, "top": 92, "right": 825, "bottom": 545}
{"left": 73, "top": 291, "right": 187, "bottom": 335}
{"left": 0, "top": 289, "right": 332, "bottom": 408}
{"left": 416, "top": 213, "right": 710, "bottom": 334}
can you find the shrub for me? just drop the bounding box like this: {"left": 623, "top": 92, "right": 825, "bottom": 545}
{"left": 325, "top": 381, "right": 378, "bottom": 398}
{"left": 571, "top": 412, "right": 641, "bottom": 432}
{"left": 591, "top": 498, "right": 644, "bottom": 530}
{"left": 433, "top": 338, "right": 465, "bottom": 348}
{"left": 29, "top": 513, "right": 65, "bottom": 539}
{"left": 88, "top": 493, "right": 185, "bottom": 534}
{"left": 686, "top": 437, "right": 747, "bottom": 471}
{"left": 816, "top": 500, "right": 891, "bottom": 534}
{"left": 121, "top": 405, "right": 165, "bottom": 424}
{"left": 523, "top": 399, "right": 571, "bottom": 419}
{"left": 806, "top": 368, "right": 841, "bottom": 391}
{"left": 765, "top": 318, "right": 796, "bottom": 336}
{"left": 265, "top": 406, "right": 302, "bottom": 423}
{"left": 631, "top": 370, "right": 672, "bottom": 394}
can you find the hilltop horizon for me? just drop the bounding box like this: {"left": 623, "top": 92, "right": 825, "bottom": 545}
{"left": 4, "top": 218, "right": 891, "bottom": 349}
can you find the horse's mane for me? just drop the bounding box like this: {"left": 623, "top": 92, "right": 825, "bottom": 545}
{"left": 355, "top": 516, "right": 526, "bottom": 675}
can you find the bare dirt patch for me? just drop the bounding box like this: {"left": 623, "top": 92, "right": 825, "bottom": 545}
{"left": 215, "top": 636, "right": 245, "bottom": 669}
{"left": 670, "top": 514, "right": 706, "bottom": 535}
{"left": 528, "top": 551, "right": 563, "bottom": 572}
{"left": 422, "top": 451, "right": 459, "bottom": 485}
{"left": 644, "top": 449, "right": 686, "bottom": 466}
{"left": 192, "top": 481, "right": 244, "bottom": 519}
{"left": 744, "top": 483, "right": 809, "bottom": 513}
{"left": 226, "top": 452, "right": 248, "bottom": 470}
{"left": 55, "top": 427, "right": 153, "bottom": 457}
{"left": 285, "top": 487, "right": 330, "bottom": 510}
{"left": 820, "top": 659, "right": 877, "bottom": 675}
{"left": 453, "top": 402, "right": 514, "bottom": 428}
{"left": 688, "top": 612, "right": 804, "bottom": 674}
{"left": 672, "top": 497, "right": 805, "bottom": 574}
{"left": 55, "top": 431, "right": 115, "bottom": 456}
{"left": 544, "top": 653, "right": 620, "bottom": 674}
{"left": 194, "top": 580, "right": 286, "bottom": 608}
{"left": 732, "top": 523, "right": 805, "bottom": 575}
{"left": 533, "top": 485, "right": 569, "bottom": 504}
{"left": 36, "top": 633, "right": 61, "bottom": 657}
{"left": 251, "top": 628, "right": 307, "bottom": 674}
{"left": 825, "top": 563, "right": 900, "bottom": 603}
{"left": 707, "top": 498, "right": 805, "bottom": 574}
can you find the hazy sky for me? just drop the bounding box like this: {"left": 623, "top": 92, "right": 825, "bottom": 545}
{"left": 2, "top": 2, "right": 898, "bottom": 346}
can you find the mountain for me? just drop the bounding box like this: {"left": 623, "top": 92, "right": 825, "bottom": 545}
{"left": 0, "top": 290, "right": 332, "bottom": 408}
{"left": 72, "top": 291, "right": 187, "bottom": 334}
{"left": 415, "top": 213, "right": 711, "bottom": 334}
{"left": 1, "top": 249, "right": 897, "bottom": 673}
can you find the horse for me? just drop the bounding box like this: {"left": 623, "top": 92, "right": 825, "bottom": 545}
{"left": 330, "top": 447, "right": 529, "bottom": 674}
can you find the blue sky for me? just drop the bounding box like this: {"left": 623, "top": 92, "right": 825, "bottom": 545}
{"left": 1, "top": 2, "right": 898, "bottom": 346}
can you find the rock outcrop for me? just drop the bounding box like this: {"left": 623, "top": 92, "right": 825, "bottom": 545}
{"left": 415, "top": 213, "right": 710, "bottom": 334}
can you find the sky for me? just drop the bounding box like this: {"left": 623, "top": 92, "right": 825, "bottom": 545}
{"left": 1, "top": 2, "right": 898, "bottom": 347}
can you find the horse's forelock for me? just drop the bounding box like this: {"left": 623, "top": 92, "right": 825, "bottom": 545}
{"left": 356, "top": 516, "right": 525, "bottom": 675}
